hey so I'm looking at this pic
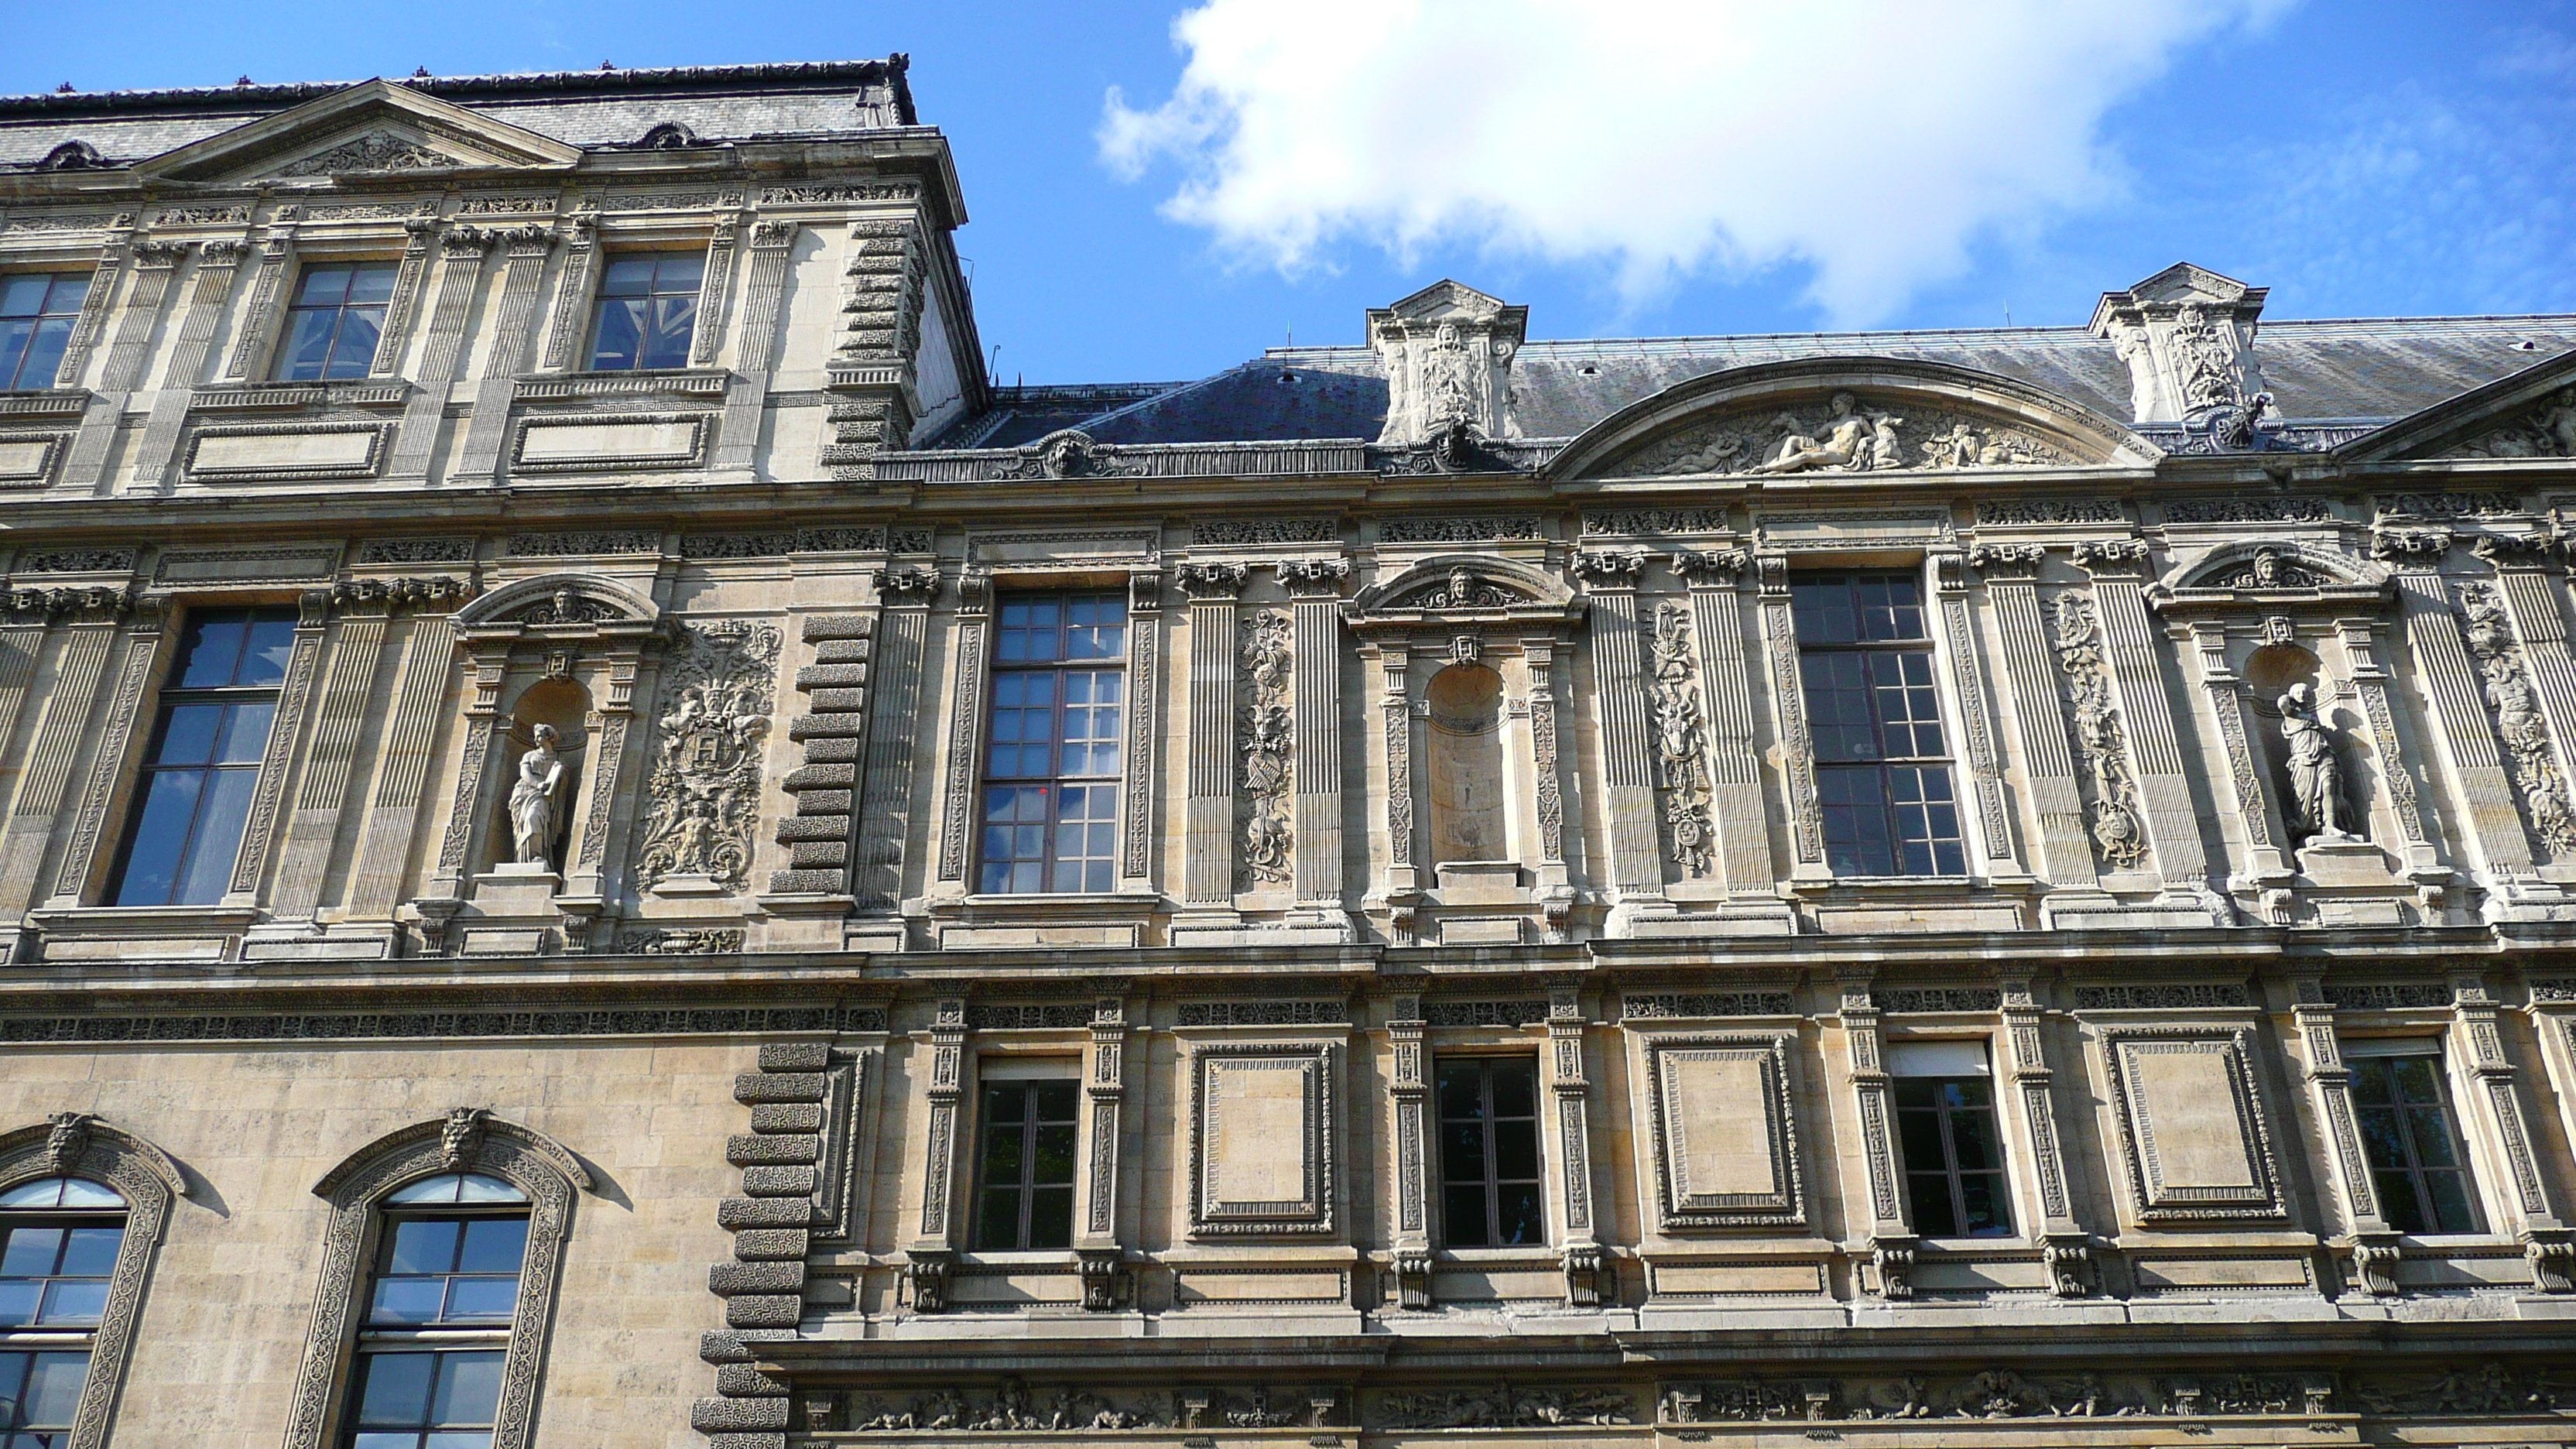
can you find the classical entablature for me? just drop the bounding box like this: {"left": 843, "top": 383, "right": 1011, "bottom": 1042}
{"left": 129, "top": 78, "right": 584, "bottom": 184}
{"left": 2333, "top": 348, "right": 2576, "bottom": 464}
{"left": 1341, "top": 553, "right": 1584, "bottom": 639}
{"left": 1545, "top": 357, "right": 2163, "bottom": 482}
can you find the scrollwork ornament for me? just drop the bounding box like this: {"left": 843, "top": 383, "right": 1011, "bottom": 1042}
{"left": 2457, "top": 581, "right": 2576, "bottom": 855}
{"left": 1236, "top": 610, "right": 1293, "bottom": 888}
{"left": 633, "top": 620, "right": 779, "bottom": 889}
{"left": 2050, "top": 592, "right": 2148, "bottom": 870}
{"left": 1648, "top": 602, "right": 1713, "bottom": 875}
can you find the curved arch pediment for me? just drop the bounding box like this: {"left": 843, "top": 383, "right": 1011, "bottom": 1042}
{"left": 1546, "top": 356, "right": 2162, "bottom": 481}
{"left": 0, "top": 1114, "right": 190, "bottom": 1200}
{"left": 312, "top": 1108, "right": 592, "bottom": 1199}
{"left": 455, "top": 572, "right": 660, "bottom": 629}
{"left": 1349, "top": 553, "right": 1578, "bottom": 618}
{"left": 2158, "top": 539, "right": 2390, "bottom": 596}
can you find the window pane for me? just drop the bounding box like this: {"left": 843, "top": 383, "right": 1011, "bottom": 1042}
{"left": 386, "top": 1175, "right": 466, "bottom": 1205}
{"left": 589, "top": 298, "right": 645, "bottom": 370}
{"left": 0, "top": 275, "right": 53, "bottom": 315}
{"left": 2422, "top": 1170, "right": 2478, "bottom": 1233}
{"left": 19, "top": 1351, "right": 88, "bottom": 1427}
{"left": 431, "top": 1351, "right": 507, "bottom": 1424}
{"left": 1908, "top": 1174, "right": 1961, "bottom": 1236}
{"left": 11, "top": 317, "right": 74, "bottom": 390}
{"left": 172, "top": 766, "right": 261, "bottom": 906}
{"left": 1489, "top": 1060, "right": 1536, "bottom": 1117}
{"left": 0, "top": 317, "right": 35, "bottom": 389}
{"left": 326, "top": 307, "right": 385, "bottom": 379}
{"left": 52, "top": 1226, "right": 119, "bottom": 1278}
{"left": 355, "top": 1352, "right": 439, "bottom": 1426}
{"left": 296, "top": 266, "right": 354, "bottom": 306}
{"left": 369, "top": 1276, "right": 447, "bottom": 1324}
{"left": 440, "top": 1275, "right": 521, "bottom": 1321}
{"left": 53, "top": 1180, "right": 120, "bottom": 1210}
{"left": 654, "top": 253, "right": 707, "bottom": 291}
{"left": 347, "top": 265, "right": 399, "bottom": 305}
{"left": 109, "top": 770, "right": 205, "bottom": 906}
{"left": 1025, "top": 1185, "right": 1074, "bottom": 1249}
{"left": 0, "top": 1227, "right": 60, "bottom": 1277}
{"left": 1495, "top": 1184, "right": 1545, "bottom": 1245}
{"left": 456, "top": 1218, "right": 528, "bottom": 1273}
{"left": 179, "top": 613, "right": 249, "bottom": 687}
{"left": 975, "top": 1190, "right": 1020, "bottom": 1252}
{"left": 36, "top": 1279, "right": 106, "bottom": 1325}
{"left": 1492, "top": 1118, "right": 1540, "bottom": 1182}
{"left": 215, "top": 700, "right": 277, "bottom": 762}
{"left": 598, "top": 256, "right": 659, "bottom": 296}
{"left": 639, "top": 296, "right": 697, "bottom": 368}
{"left": 277, "top": 308, "right": 337, "bottom": 380}
{"left": 452, "top": 1174, "right": 525, "bottom": 1204}
{"left": 385, "top": 1219, "right": 461, "bottom": 1275}
{"left": 1442, "top": 1184, "right": 1490, "bottom": 1247}
{"left": 0, "top": 1281, "right": 38, "bottom": 1326}
{"left": 1957, "top": 1172, "right": 2012, "bottom": 1235}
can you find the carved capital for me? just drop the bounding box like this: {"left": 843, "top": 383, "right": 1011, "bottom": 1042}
{"left": 1672, "top": 547, "right": 1748, "bottom": 584}
{"left": 1570, "top": 548, "right": 1649, "bottom": 587}
{"left": 872, "top": 566, "right": 940, "bottom": 601}
{"left": 1275, "top": 557, "right": 1352, "bottom": 596}
{"left": 1869, "top": 1235, "right": 1917, "bottom": 1300}
{"left": 2473, "top": 530, "right": 2561, "bottom": 568}
{"left": 440, "top": 226, "right": 498, "bottom": 257}
{"left": 1127, "top": 570, "right": 1165, "bottom": 613}
{"left": 907, "top": 1249, "right": 954, "bottom": 1313}
{"left": 2372, "top": 527, "right": 2451, "bottom": 563}
{"left": 2071, "top": 538, "right": 2153, "bottom": 577}
{"left": 1177, "top": 561, "right": 1251, "bottom": 598}
{"left": 130, "top": 240, "right": 189, "bottom": 267}
{"left": 1968, "top": 543, "right": 2047, "bottom": 581}
{"left": 750, "top": 219, "right": 799, "bottom": 248}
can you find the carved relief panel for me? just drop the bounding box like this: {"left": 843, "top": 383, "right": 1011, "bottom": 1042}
{"left": 1188, "top": 1042, "right": 1338, "bottom": 1238}
{"left": 1641, "top": 1033, "right": 1807, "bottom": 1231}
{"left": 2097, "top": 1027, "right": 2289, "bottom": 1225}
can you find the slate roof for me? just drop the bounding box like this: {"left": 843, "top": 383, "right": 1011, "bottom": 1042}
{"left": 922, "top": 314, "right": 2576, "bottom": 450}
{"left": 0, "top": 60, "right": 915, "bottom": 167}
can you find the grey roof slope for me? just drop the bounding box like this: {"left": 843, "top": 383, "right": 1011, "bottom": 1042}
{"left": 0, "top": 60, "right": 914, "bottom": 167}
{"left": 926, "top": 314, "right": 2576, "bottom": 450}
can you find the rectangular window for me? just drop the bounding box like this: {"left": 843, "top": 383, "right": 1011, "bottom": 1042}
{"left": 107, "top": 606, "right": 299, "bottom": 906}
{"left": 367, "top": 1215, "right": 528, "bottom": 1326}
{"left": 1890, "top": 1040, "right": 2013, "bottom": 1238}
{"left": 0, "top": 272, "right": 92, "bottom": 390}
{"left": 1435, "top": 1057, "right": 1545, "bottom": 1248}
{"left": 586, "top": 252, "right": 704, "bottom": 371}
{"left": 345, "top": 1349, "right": 505, "bottom": 1449}
{"left": 0, "top": 1218, "right": 120, "bottom": 1327}
{"left": 979, "top": 592, "right": 1127, "bottom": 894}
{"left": 276, "top": 263, "right": 398, "bottom": 381}
{"left": 2348, "top": 1042, "right": 2481, "bottom": 1235}
{"left": 0, "top": 1350, "right": 87, "bottom": 1444}
{"left": 973, "top": 1074, "right": 1080, "bottom": 1250}
{"left": 1793, "top": 571, "right": 1965, "bottom": 877}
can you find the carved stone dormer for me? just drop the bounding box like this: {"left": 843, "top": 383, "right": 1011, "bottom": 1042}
{"left": 1368, "top": 279, "right": 1526, "bottom": 447}
{"left": 2088, "top": 262, "right": 2269, "bottom": 425}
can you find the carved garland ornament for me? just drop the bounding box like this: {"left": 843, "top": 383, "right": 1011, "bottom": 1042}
{"left": 2456, "top": 581, "right": 2576, "bottom": 855}
{"left": 634, "top": 620, "right": 779, "bottom": 889}
{"left": 2049, "top": 591, "right": 2149, "bottom": 870}
{"left": 1646, "top": 602, "right": 1714, "bottom": 876}
{"left": 1236, "top": 610, "right": 1293, "bottom": 888}
{"left": 1632, "top": 392, "right": 2074, "bottom": 477}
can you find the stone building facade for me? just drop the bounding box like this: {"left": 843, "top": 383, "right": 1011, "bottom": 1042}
{"left": 0, "top": 55, "right": 2574, "bottom": 1449}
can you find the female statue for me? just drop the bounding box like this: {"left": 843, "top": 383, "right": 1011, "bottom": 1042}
{"left": 509, "top": 722, "right": 567, "bottom": 868}
{"left": 2277, "top": 683, "right": 2355, "bottom": 841}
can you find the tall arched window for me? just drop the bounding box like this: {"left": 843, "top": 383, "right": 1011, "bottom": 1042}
{"left": 0, "top": 1115, "right": 189, "bottom": 1449}
{"left": 285, "top": 1112, "right": 587, "bottom": 1449}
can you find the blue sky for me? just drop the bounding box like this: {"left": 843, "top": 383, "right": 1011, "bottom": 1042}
{"left": 6, "top": 1, "right": 2570, "bottom": 385}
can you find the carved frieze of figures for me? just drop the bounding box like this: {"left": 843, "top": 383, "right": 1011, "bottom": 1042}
{"left": 633, "top": 619, "right": 779, "bottom": 889}
{"left": 1647, "top": 602, "right": 1713, "bottom": 875}
{"left": 835, "top": 1382, "right": 1346, "bottom": 1434}
{"left": 1237, "top": 609, "right": 1293, "bottom": 888}
{"left": 1659, "top": 1368, "right": 2358, "bottom": 1423}
{"left": 2458, "top": 581, "right": 2576, "bottom": 854}
{"left": 2049, "top": 593, "right": 2148, "bottom": 870}
{"left": 1375, "top": 1386, "right": 1634, "bottom": 1430}
{"left": 2444, "top": 386, "right": 2576, "bottom": 459}
{"left": 1633, "top": 392, "right": 2072, "bottom": 477}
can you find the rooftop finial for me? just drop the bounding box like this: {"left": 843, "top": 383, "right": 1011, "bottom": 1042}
{"left": 413, "top": 66, "right": 431, "bottom": 77}
{"left": 55, "top": 82, "right": 74, "bottom": 93}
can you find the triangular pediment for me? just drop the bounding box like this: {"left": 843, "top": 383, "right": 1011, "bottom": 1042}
{"left": 1379, "top": 279, "right": 1512, "bottom": 326}
{"left": 2126, "top": 262, "right": 2255, "bottom": 307}
{"left": 2334, "top": 347, "right": 2576, "bottom": 464}
{"left": 133, "top": 79, "right": 581, "bottom": 183}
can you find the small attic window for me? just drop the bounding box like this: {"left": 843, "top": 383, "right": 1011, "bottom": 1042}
{"left": 36, "top": 140, "right": 105, "bottom": 173}
{"left": 637, "top": 121, "right": 701, "bottom": 149}
{"left": 2518, "top": 340, "right": 2540, "bottom": 351}
{"left": 1578, "top": 364, "right": 1599, "bottom": 375}
{"left": 1276, "top": 370, "right": 1297, "bottom": 383}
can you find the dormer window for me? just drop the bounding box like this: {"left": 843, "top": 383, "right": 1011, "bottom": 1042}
{"left": 586, "top": 253, "right": 703, "bottom": 371}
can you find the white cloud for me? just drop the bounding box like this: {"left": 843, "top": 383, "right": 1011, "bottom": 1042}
{"left": 1101, "top": 0, "right": 2287, "bottom": 323}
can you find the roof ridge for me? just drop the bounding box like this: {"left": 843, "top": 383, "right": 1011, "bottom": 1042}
{"left": 0, "top": 59, "right": 911, "bottom": 117}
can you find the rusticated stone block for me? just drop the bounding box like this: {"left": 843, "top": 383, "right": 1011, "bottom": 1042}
{"left": 786, "top": 840, "right": 848, "bottom": 868}
{"left": 700, "top": 1328, "right": 789, "bottom": 1364}
{"left": 814, "top": 638, "right": 874, "bottom": 663}
{"left": 730, "top": 1227, "right": 811, "bottom": 1260}
{"left": 706, "top": 1436, "right": 786, "bottom": 1449}
{"left": 774, "top": 816, "right": 847, "bottom": 843}
{"left": 766, "top": 868, "right": 844, "bottom": 895}
{"left": 718, "top": 1196, "right": 814, "bottom": 1229}
{"left": 802, "top": 614, "right": 874, "bottom": 642}
{"left": 782, "top": 762, "right": 855, "bottom": 790}
{"left": 741, "top": 1164, "right": 819, "bottom": 1197}
{"left": 795, "top": 790, "right": 854, "bottom": 816}
{"left": 796, "top": 663, "right": 872, "bottom": 689}
{"left": 723, "top": 1294, "right": 805, "bottom": 1331}
{"left": 726, "top": 1132, "right": 820, "bottom": 1165}
{"left": 800, "top": 736, "right": 862, "bottom": 764}
{"left": 807, "top": 687, "right": 868, "bottom": 711}
{"left": 786, "top": 711, "right": 866, "bottom": 739}
{"left": 748, "top": 1102, "right": 824, "bottom": 1132}
{"left": 715, "top": 1364, "right": 793, "bottom": 1397}
{"left": 710, "top": 1260, "right": 807, "bottom": 1296}
{"left": 758, "top": 1041, "right": 832, "bottom": 1072}
{"left": 694, "top": 1394, "right": 792, "bottom": 1430}
{"left": 732, "top": 1072, "right": 826, "bottom": 1104}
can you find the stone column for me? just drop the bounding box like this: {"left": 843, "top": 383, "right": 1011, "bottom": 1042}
{"left": 1523, "top": 635, "right": 1574, "bottom": 940}
{"left": 536, "top": 212, "right": 601, "bottom": 372}
{"left": 713, "top": 219, "right": 797, "bottom": 475}
{"left": 2078, "top": 541, "right": 2221, "bottom": 904}
{"left": 1372, "top": 642, "right": 1420, "bottom": 940}
{"left": 690, "top": 211, "right": 743, "bottom": 367}
{"left": 1077, "top": 989, "right": 1131, "bottom": 1311}
{"left": 931, "top": 570, "right": 993, "bottom": 889}
{"left": 908, "top": 997, "right": 969, "bottom": 1311}
{"left": 1675, "top": 550, "right": 1776, "bottom": 901}
{"left": 426, "top": 653, "right": 513, "bottom": 905}
{"left": 219, "top": 219, "right": 299, "bottom": 381}
{"left": 2526, "top": 984, "right": 2576, "bottom": 1293}
{"left": 1546, "top": 980, "right": 1605, "bottom": 1306}
{"left": 269, "top": 587, "right": 396, "bottom": 920}
{"left": 1973, "top": 546, "right": 2101, "bottom": 892}
{"left": 209, "top": 590, "right": 330, "bottom": 909}
{"left": 2476, "top": 536, "right": 2576, "bottom": 814}
{"left": 566, "top": 646, "right": 648, "bottom": 916}
{"left": 0, "top": 603, "right": 54, "bottom": 812}
{"left": 2283, "top": 975, "right": 2400, "bottom": 1295}
{"left": 1573, "top": 550, "right": 1661, "bottom": 908}
{"left": 60, "top": 240, "right": 183, "bottom": 488}
{"left": 1836, "top": 972, "right": 1913, "bottom": 1299}
{"left": 1177, "top": 562, "right": 1249, "bottom": 907}
{"left": 48, "top": 220, "right": 130, "bottom": 389}
{"left": 131, "top": 239, "right": 248, "bottom": 491}
{"left": 44, "top": 599, "right": 171, "bottom": 908}
{"left": 2187, "top": 617, "right": 2293, "bottom": 913}
{"left": 1281, "top": 560, "right": 1351, "bottom": 918}
{"left": 385, "top": 228, "right": 495, "bottom": 483}
{"left": 1386, "top": 992, "right": 1433, "bottom": 1310}
{"left": 1932, "top": 551, "right": 2023, "bottom": 878}
{"left": 1118, "top": 570, "right": 1165, "bottom": 892}
{"left": 2382, "top": 534, "right": 2541, "bottom": 891}
{"left": 851, "top": 568, "right": 937, "bottom": 912}
{"left": 368, "top": 217, "right": 437, "bottom": 378}
{"left": 1756, "top": 556, "right": 1828, "bottom": 880}
{"left": 2446, "top": 970, "right": 2571, "bottom": 1287}
{"left": 348, "top": 606, "right": 462, "bottom": 919}
{"left": 450, "top": 226, "right": 558, "bottom": 483}
{"left": 2001, "top": 976, "right": 2089, "bottom": 1295}
{"left": 0, "top": 594, "right": 125, "bottom": 916}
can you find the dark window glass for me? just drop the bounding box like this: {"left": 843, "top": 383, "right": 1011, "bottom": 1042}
{"left": 108, "top": 607, "right": 298, "bottom": 906}
{"left": 1893, "top": 1073, "right": 2014, "bottom": 1237}
{"left": 587, "top": 252, "right": 704, "bottom": 371}
{"left": 0, "top": 1350, "right": 87, "bottom": 1444}
{"left": 1435, "top": 1058, "right": 1545, "bottom": 1248}
{"left": 974, "top": 1077, "right": 1080, "bottom": 1250}
{"left": 980, "top": 594, "right": 1127, "bottom": 894}
{"left": 0, "top": 272, "right": 92, "bottom": 391}
{"left": 2351, "top": 1050, "right": 2482, "bottom": 1235}
{"left": 345, "top": 1349, "right": 505, "bottom": 1449}
{"left": 0, "top": 1215, "right": 122, "bottom": 1327}
{"left": 366, "top": 1213, "right": 528, "bottom": 1326}
{"left": 276, "top": 263, "right": 397, "bottom": 381}
{"left": 1794, "top": 572, "right": 1963, "bottom": 876}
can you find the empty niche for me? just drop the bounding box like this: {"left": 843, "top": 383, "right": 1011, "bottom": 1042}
{"left": 1427, "top": 661, "right": 1506, "bottom": 865}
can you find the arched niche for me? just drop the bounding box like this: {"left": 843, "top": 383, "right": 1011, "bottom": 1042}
{"left": 1543, "top": 356, "right": 2160, "bottom": 482}
{"left": 1426, "top": 662, "right": 1508, "bottom": 865}
{"left": 492, "top": 673, "right": 593, "bottom": 874}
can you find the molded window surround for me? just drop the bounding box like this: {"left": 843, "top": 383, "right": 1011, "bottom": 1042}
{"left": 282, "top": 1112, "right": 589, "bottom": 1449}
{"left": 0, "top": 1115, "right": 189, "bottom": 1449}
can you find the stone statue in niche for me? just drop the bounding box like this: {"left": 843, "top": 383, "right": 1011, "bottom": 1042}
{"left": 510, "top": 723, "right": 567, "bottom": 868}
{"left": 2277, "top": 683, "right": 2358, "bottom": 842}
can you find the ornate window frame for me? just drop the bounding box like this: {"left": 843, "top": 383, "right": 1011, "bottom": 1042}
{"left": 0, "top": 1112, "right": 190, "bottom": 1449}
{"left": 281, "top": 1110, "right": 591, "bottom": 1449}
